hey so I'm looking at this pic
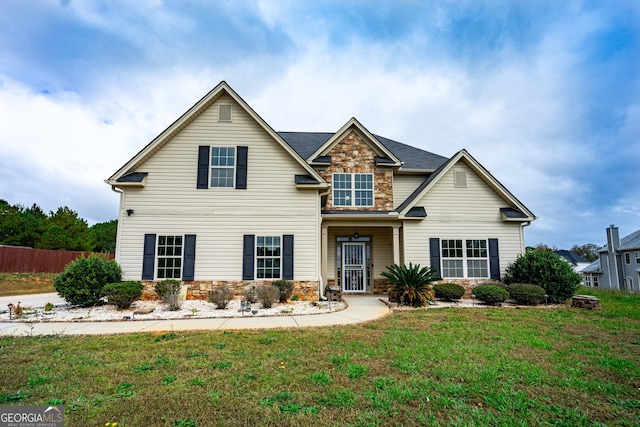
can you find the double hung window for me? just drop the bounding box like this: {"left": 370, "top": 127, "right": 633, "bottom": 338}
{"left": 157, "top": 235, "right": 183, "bottom": 279}
{"left": 333, "top": 173, "right": 373, "bottom": 207}
{"left": 441, "top": 239, "right": 488, "bottom": 278}
{"left": 257, "top": 236, "right": 281, "bottom": 279}
{"left": 210, "top": 147, "right": 235, "bottom": 188}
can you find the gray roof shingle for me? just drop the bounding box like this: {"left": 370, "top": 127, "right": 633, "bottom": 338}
{"left": 277, "top": 132, "right": 448, "bottom": 171}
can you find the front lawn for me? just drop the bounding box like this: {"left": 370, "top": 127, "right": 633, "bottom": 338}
{"left": 1, "top": 288, "right": 638, "bottom": 426}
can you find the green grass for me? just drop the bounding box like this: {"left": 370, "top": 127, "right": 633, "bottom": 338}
{"left": 0, "top": 287, "right": 638, "bottom": 426}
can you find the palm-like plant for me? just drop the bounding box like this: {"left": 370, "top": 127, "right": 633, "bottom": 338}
{"left": 381, "top": 263, "right": 440, "bottom": 307}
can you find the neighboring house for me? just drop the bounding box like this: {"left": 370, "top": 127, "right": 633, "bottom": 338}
{"left": 582, "top": 225, "right": 640, "bottom": 293}
{"left": 105, "top": 82, "right": 536, "bottom": 299}
{"left": 553, "top": 250, "right": 591, "bottom": 273}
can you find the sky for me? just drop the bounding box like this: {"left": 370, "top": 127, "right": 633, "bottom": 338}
{"left": 0, "top": 0, "right": 639, "bottom": 250}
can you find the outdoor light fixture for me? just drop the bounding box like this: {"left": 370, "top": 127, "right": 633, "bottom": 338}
{"left": 544, "top": 294, "right": 549, "bottom": 305}
{"left": 471, "top": 294, "right": 476, "bottom": 307}
{"left": 353, "top": 227, "right": 359, "bottom": 239}
{"left": 7, "top": 303, "right": 13, "bottom": 320}
{"left": 126, "top": 209, "right": 135, "bottom": 216}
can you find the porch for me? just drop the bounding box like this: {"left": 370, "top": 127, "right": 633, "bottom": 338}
{"left": 321, "top": 221, "right": 401, "bottom": 295}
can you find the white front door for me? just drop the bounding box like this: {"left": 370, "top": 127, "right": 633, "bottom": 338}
{"left": 342, "top": 242, "right": 366, "bottom": 292}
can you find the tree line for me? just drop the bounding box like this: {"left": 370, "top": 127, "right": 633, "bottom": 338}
{"left": 528, "top": 242, "right": 602, "bottom": 262}
{"left": 0, "top": 199, "right": 117, "bottom": 253}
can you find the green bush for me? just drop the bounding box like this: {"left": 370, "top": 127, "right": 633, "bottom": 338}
{"left": 256, "top": 285, "right": 280, "bottom": 309}
{"left": 472, "top": 284, "right": 509, "bottom": 305}
{"left": 507, "top": 283, "right": 547, "bottom": 305}
{"left": 207, "top": 286, "right": 235, "bottom": 309}
{"left": 272, "top": 280, "right": 294, "bottom": 302}
{"left": 103, "top": 281, "right": 144, "bottom": 309}
{"left": 381, "top": 263, "right": 438, "bottom": 307}
{"left": 155, "top": 279, "right": 182, "bottom": 311}
{"left": 433, "top": 283, "right": 465, "bottom": 301}
{"left": 504, "top": 250, "right": 582, "bottom": 303}
{"left": 54, "top": 254, "right": 122, "bottom": 307}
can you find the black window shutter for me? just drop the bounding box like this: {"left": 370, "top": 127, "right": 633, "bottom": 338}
{"left": 242, "top": 234, "right": 255, "bottom": 280}
{"left": 197, "top": 146, "right": 210, "bottom": 189}
{"left": 282, "top": 234, "right": 294, "bottom": 280}
{"left": 489, "top": 238, "right": 500, "bottom": 280}
{"left": 236, "top": 146, "right": 248, "bottom": 189}
{"left": 182, "top": 234, "right": 196, "bottom": 281}
{"left": 429, "top": 238, "right": 441, "bottom": 278}
{"left": 142, "top": 234, "right": 156, "bottom": 280}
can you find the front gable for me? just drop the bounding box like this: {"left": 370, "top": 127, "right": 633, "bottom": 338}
{"left": 314, "top": 121, "right": 398, "bottom": 211}
{"left": 398, "top": 150, "right": 535, "bottom": 222}
{"left": 106, "top": 82, "right": 325, "bottom": 190}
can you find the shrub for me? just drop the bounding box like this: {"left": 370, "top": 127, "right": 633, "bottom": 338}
{"left": 54, "top": 254, "right": 122, "bottom": 307}
{"left": 472, "top": 284, "right": 509, "bottom": 305}
{"left": 155, "top": 279, "right": 182, "bottom": 311}
{"left": 272, "top": 280, "right": 294, "bottom": 302}
{"left": 103, "top": 281, "right": 144, "bottom": 309}
{"left": 433, "top": 283, "right": 465, "bottom": 301}
{"left": 244, "top": 285, "right": 258, "bottom": 304}
{"left": 381, "top": 263, "right": 438, "bottom": 307}
{"left": 256, "top": 285, "right": 280, "bottom": 308}
{"left": 507, "top": 283, "right": 547, "bottom": 305}
{"left": 504, "top": 250, "right": 582, "bottom": 303}
{"left": 207, "top": 286, "right": 235, "bottom": 309}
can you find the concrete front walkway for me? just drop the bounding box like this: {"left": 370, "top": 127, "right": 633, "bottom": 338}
{"left": 0, "top": 295, "right": 390, "bottom": 336}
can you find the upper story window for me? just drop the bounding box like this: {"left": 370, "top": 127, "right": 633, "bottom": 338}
{"left": 210, "top": 147, "right": 235, "bottom": 188}
{"left": 333, "top": 173, "right": 374, "bottom": 207}
{"left": 636, "top": 251, "right": 640, "bottom": 264}
{"left": 441, "top": 239, "right": 488, "bottom": 278}
{"left": 625, "top": 252, "right": 631, "bottom": 264}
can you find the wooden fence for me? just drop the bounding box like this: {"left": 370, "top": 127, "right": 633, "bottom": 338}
{"left": 0, "top": 246, "right": 115, "bottom": 274}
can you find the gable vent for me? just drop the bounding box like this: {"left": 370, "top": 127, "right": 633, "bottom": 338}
{"left": 218, "top": 104, "right": 232, "bottom": 121}
{"left": 454, "top": 171, "right": 467, "bottom": 188}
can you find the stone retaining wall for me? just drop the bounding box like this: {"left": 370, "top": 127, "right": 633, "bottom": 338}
{"left": 141, "top": 280, "right": 320, "bottom": 301}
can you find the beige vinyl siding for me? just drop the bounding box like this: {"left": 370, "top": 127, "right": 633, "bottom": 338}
{"left": 117, "top": 95, "right": 320, "bottom": 281}
{"left": 393, "top": 174, "right": 428, "bottom": 209}
{"left": 402, "top": 163, "right": 525, "bottom": 275}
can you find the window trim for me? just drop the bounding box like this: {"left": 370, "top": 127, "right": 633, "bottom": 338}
{"left": 156, "top": 235, "right": 184, "bottom": 280}
{"left": 636, "top": 251, "right": 640, "bottom": 264}
{"left": 210, "top": 146, "right": 236, "bottom": 188}
{"left": 624, "top": 252, "right": 631, "bottom": 264}
{"left": 440, "top": 238, "right": 489, "bottom": 279}
{"left": 332, "top": 172, "right": 374, "bottom": 207}
{"left": 256, "top": 235, "right": 282, "bottom": 280}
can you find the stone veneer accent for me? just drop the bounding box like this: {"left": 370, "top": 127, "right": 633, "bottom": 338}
{"left": 319, "top": 130, "right": 393, "bottom": 211}
{"left": 140, "top": 280, "right": 320, "bottom": 301}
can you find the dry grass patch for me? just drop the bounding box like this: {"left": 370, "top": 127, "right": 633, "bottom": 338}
{"left": 0, "top": 273, "right": 56, "bottom": 296}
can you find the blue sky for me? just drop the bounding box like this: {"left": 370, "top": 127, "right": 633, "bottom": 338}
{"left": 0, "top": 0, "right": 638, "bottom": 249}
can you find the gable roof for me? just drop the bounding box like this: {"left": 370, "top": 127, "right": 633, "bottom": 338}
{"left": 619, "top": 229, "right": 640, "bottom": 251}
{"left": 396, "top": 149, "right": 536, "bottom": 220}
{"left": 278, "top": 132, "right": 448, "bottom": 171}
{"left": 553, "top": 250, "right": 590, "bottom": 266}
{"left": 106, "top": 81, "right": 325, "bottom": 186}
{"left": 303, "top": 118, "right": 402, "bottom": 167}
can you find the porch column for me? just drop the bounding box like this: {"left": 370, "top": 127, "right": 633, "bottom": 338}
{"left": 392, "top": 225, "right": 401, "bottom": 265}
{"left": 321, "top": 225, "right": 329, "bottom": 289}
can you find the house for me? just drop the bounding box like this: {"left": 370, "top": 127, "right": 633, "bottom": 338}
{"left": 553, "top": 250, "right": 591, "bottom": 273}
{"left": 105, "top": 82, "right": 536, "bottom": 300}
{"left": 582, "top": 225, "right": 640, "bottom": 292}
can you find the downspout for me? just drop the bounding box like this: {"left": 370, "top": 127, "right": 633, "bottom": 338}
{"left": 520, "top": 221, "right": 531, "bottom": 253}
{"left": 110, "top": 185, "right": 124, "bottom": 264}
{"left": 318, "top": 187, "right": 331, "bottom": 300}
